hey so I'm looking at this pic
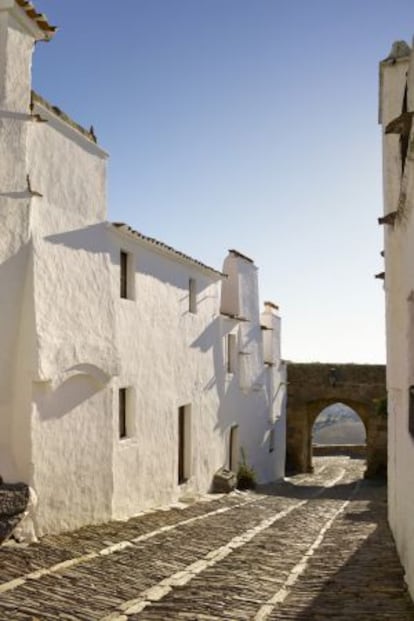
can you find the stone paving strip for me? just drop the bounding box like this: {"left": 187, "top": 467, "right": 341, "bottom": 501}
{"left": 253, "top": 481, "right": 362, "bottom": 620}
{"left": 0, "top": 461, "right": 330, "bottom": 589}
{"left": 0, "top": 496, "right": 260, "bottom": 595}
{"left": 265, "top": 475, "right": 414, "bottom": 620}
{"left": 127, "top": 462, "right": 358, "bottom": 621}
{"left": 0, "top": 494, "right": 251, "bottom": 584}
{"left": 130, "top": 459, "right": 413, "bottom": 621}
{"left": 101, "top": 468, "right": 346, "bottom": 620}
{"left": 0, "top": 461, "right": 338, "bottom": 620}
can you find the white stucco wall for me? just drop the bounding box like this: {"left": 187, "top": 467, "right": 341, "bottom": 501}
{"left": 221, "top": 254, "right": 286, "bottom": 485}
{"left": 0, "top": 2, "right": 119, "bottom": 533}
{"left": 25, "top": 107, "right": 118, "bottom": 534}
{"left": 110, "top": 241, "right": 287, "bottom": 522}
{"left": 0, "top": 6, "right": 36, "bottom": 483}
{"left": 110, "top": 230, "right": 227, "bottom": 518}
{"left": 380, "top": 42, "right": 414, "bottom": 599}
{"left": 0, "top": 1, "right": 287, "bottom": 537}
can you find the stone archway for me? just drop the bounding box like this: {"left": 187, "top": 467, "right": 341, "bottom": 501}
{"left": 286, "top": 363, "right": 387, "bottom": 477}
{"left": 312, "top": 402, "right": 366, "bottom": 449}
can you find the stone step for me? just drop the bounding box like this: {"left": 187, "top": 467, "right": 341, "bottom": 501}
{"left": 0, "top": 482, "right": 29, "bottom": 544}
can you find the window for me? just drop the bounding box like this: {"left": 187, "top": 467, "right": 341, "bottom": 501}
{"left": 118, "top": 387, "right": 134, "bottom": 440}
{"left": 119, "top": 388, "right": 127, "bottom": 439}
{"left": 409, "top": 386, "right": 414, "bottom": 438}
{"left": 189, "top": 278, "right": 197, "bottom": 313}
{"left": 120, "top": 250, "right": 134, "bottom": 299}
{"left": 269, "top": 428, "right": 275, "bottom": 453}
{"left": 226, "top": 333, "right": 237, "bottom": 374}
{"left": 178, "top": 404, "right": 192, "bottom": 483}
{"left": 120, "top": 251, "right": 128, "bottom": 298}
{"left": 229, "top": 425, "right": 239, "bottom": 471}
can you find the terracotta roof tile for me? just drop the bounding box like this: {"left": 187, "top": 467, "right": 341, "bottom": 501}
{"left": 112, "top": 223, "right": 226, "bottom": 278}
{"left": 15, "top": 0, "right": 56, "bottom": 39}
{"left": 31, "top": 91, "right": 98, "bottom": 144}
{"left": 264, "top": 300, "right": 280, "bottom": 311}
{"left": 229, "top": 249, "right": 254, "bottom": 264}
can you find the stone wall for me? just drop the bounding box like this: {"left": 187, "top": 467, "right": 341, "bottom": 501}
{"left": 0, "top": 482, "right": 29, "bottom": 544}
{"left": 286, "top": 363, "right": 387, "bottom": 477}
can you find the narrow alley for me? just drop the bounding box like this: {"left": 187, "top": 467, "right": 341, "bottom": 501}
{"left": 0, "top": 457, "right": 412, "bottom": 620}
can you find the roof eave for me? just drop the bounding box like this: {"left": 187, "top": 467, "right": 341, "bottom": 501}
{"left": 109, "top": 222, "right": 226, "bottom": 279}
{"left": 31, "top": 92, "right": 108, "bottom": 157}
{"left": 14, "top": 0, "right": 56, "bottom": 41}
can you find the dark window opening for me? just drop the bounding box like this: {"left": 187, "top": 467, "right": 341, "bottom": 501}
{"left": 178, "top": 404, "right": 192, "bottom": 484}
{"left": 189, "top": 278, "right": 197, "bottom": 313}
{"left": 409, "top": 386, "right": 414, "bottom": 438}
{"left": 269, "top": 428, "right": 275, "bottom": 453}
{"left": 119, "top": 388, "right": 127, "bottom": 439}
{"left": 226, "top": 334, "right": 237, "bottom": 373}
{"left": 229, "top": 424, "right": 239, "bottom": 471}
{"left": 120, "top": 251, "right": 128, "bottom": 299}
{"left": 400, "top": 83, "right": 409, "bottom": 173}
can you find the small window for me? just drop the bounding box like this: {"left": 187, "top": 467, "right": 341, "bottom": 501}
{"left": 269, "top": 428, "right": 275, "bottom": 453}
{"left": 226, "top": 333, "right": 237, "bottom": 374}
{"left": 120, "top": 250, "right": 134, "bottom": 299}
{"left": 409, "top": 386, "right": 414, "bottom": 438}
{"left": 119, "top": 388, "right": 127, "bottom": 438}
{"left": 119, "top": 387, "right": 134, "bottom": 439}
{"left": 178, "top": 404, "right": 192, "bottom": 483}
{"left": 229, "top": 424, "right": 239, "bottom": 471}
{"left": 120, "top": 251, "right": 128, "bottom": 298}
{"left": 189, "top": 278, "right": 197, "bottom": 313}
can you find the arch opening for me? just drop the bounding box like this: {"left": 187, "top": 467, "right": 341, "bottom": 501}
{"left": 311, "top": 402, "right": 367, "bottom": 462}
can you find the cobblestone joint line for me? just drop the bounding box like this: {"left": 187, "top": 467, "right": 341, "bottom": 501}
{"left": 0, "top": 496, "right": 260, "bottom": 595}
{"left": 253, "top": 478, "right": 362, "bottom": 620}
{"left": 100, "top": 468, "right": 347, "bottom": 621}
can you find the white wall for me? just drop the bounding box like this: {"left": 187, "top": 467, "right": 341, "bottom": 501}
{"left": 110, "top": 241, "right": 287, "bottom": 523}
{"left": 221, "top": 253, "right": 286, "bottom": 484}
{"left": 110, "top": 231, "right": 228, "bottom": 518}
{"left": 0, "top": 7, "right": 36, "bottom": 483}
{"left": 24, "top": 107, "right": 118, "bottom": 534}
{"left": 380, "top": 42, "right": 414, "bottom": 599}
{"left": 0, "top": 2, "right": 287, "bottom": 537}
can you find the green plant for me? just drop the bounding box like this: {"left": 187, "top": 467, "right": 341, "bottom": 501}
{"left": 237, "top": 448, "right": 256, "bottom": 490}
{"left": 376, "top": 397, "right": 388, "bottom": 418}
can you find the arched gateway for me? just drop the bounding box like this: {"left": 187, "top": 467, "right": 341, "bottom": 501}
{"left": 286, "top": 363, "right": 387, "bottom": 477}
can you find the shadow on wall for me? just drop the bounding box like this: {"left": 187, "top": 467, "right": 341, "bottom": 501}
{"left": 0, "top": 243, "right": 32, "bottom": 395}
{"left": 45, "top": 223, "right": 109, "bottom": 255}
{"left": 191, "top": 316, "right": 267, "bottom": 440}
{"left": 34, "top": 373, "right": 104, "bottom": 421}
{"left": 46, "top": 224, "right": 216, "bottom": 293}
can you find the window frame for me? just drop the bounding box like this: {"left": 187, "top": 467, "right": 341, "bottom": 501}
{"left": 120, "top": 250, "right": 135, "bottom": 300}
{"left": 189, "top": 278, "right": 197, "bottom": 313}
{"left": 119, "top": 388, "right": 127, "bottom": 439}
{"left": 226, "top": 333, "right": 237, "bottom": 374}
{"left": 178, "top": 404, "right": 192, "bottom": 484}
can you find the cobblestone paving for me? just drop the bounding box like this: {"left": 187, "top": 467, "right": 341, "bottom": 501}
{"left": 0, "top": 457, "right": 412, "bottom": 620}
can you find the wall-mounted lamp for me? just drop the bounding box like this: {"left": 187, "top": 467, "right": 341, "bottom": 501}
{"left": 328, "top": 367, "right": 338, "bottom": 387}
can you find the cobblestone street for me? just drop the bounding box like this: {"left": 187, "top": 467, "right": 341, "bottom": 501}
{"left": 0, "top": 457, "right": 413, "bottom": 620}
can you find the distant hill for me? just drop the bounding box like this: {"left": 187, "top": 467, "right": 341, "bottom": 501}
{"left": 312, "top": 403, "right": 366, "bottom": 445}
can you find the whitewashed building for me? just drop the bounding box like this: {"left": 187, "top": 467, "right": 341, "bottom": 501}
{"left": 0, "top": 0, "right": 286, "bottom": 537}
{"left": 379, "top": 40, "right": 414, "bottom": 598}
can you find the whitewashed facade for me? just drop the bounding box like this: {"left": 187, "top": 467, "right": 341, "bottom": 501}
{"left": 0, "top": 0, "right": 286, "bottom": 537}
{"left": 379, "top": 40, "right": 414, "bottom": 598}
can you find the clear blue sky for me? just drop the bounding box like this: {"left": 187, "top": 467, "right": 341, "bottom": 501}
{"left": 32, "top": 0, "right": 414, "bottom": 364}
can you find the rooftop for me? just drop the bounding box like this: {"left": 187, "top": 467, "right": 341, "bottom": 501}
{"left": 229, "top": 249, "right": 254, "bottom": 264}
{"left": 31, "top": 91, "right": 99, "bottom": 145}
{"left": 15, "top": 0, "right": 56, "bottom": 40}
{"left": 112, "top": 223, "right": 226, "bottom": 278}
